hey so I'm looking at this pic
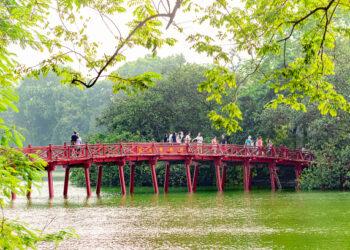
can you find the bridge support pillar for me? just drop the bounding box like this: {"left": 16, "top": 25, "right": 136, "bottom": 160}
{"left": 118, "top": 163, "right": 126, "bottom": 195}
{"left": 63, "top": 166, "right": 70, "bottom": 197}
{"left": 150, "top": 160, "right": 158, "bottom": 194}
{"left": 26, "top": 179, "right": 32, "bottom": 199}
{"left": 96, "top": 164, "right": 103, "bottom": 195}
{"left": 84, "top": 163, "right": 91, "bottom": 197}
{"left": 269, "top": 162, "right": 277, "bottom": 192}
{"left": 243, "top": 160, "right": 252, "bottom": 192}
{"left": 163, "top": 162, "right": 170, "bottom": 193}
{"left": 294, "top": 164, "right": 302, "bottom": 191}
{"left": 192, "top": 163, "right": 200, "bottom": 192}
{"left": 47, "top": 164, "right": 55, "bottom": 198}
{"left": 214, "top": 160, "right": 222, "bottom": 192}
{"left": 185, "top": 160, "right": 192, "bottom": 193}
{"left": 129, "top": 162, "right": 135, "bottom": 194}
{"left": 221, "top": 164, "right": 227, "bottom": 191}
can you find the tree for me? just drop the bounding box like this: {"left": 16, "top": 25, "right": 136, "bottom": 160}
{"left": 71, "top": 60, "right": 237, "bottom": 188}
{"left": 3, "top": 72, "right": 114, "bottom": 146}
{"left": 186, "top": 1, "right": 350, "bottom": 133}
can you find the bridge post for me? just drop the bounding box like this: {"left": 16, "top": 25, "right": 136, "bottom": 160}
{"left": 47, "top": 163, "right": 55, "bottom": 198}
{"left": 294, "top": 164, "right": 302, "bottom": 191}
{"left": 150, "top": 160, "right": 159, "bottom": 194}
{"left": 192, "top": 162, "right": 200, "bottom": 192}
{"left": 48, "top": 144, "right": 52, "bottom": 161}
{"left": 96, "top": 163, "right": 103, "bottom": 195}
{"left": 221, "top": 163, "right": 227, "bottom": 191}
{"left": 269, "top": 162, "right": 277, "bottom": 192}
{"left": 243, "top": 160, "right": 251, "bottom": 192}
{"left": 129, "top": 162, "right": 136, "bottom": 194}
{"left": 185, "top": 160, "right": 192, "bottom": 193}
{"left": 84, "top": 162, "right": 91, "bottom": 197}
{"left": 214, "top": 160, "right": 222, "bottom": 192}
{"left": 63, "top": 165, "right": 70, "bottom": 197}
{"left": 163, "top": 162, "right": 170, "bottom": 193}
{"left": 118, "top": 162, "right": 126, "bottom": 195}
{"left": 26, "top": 178, "right": 32, "bottom": 199}
{"left": 64, "top": 142, "right": 68, "bottom": 158}
{"left": 248, "top": 165, "right": 253, "bottom": 191}
{"left": 85, "top": 142, "right": 89, "bottom": 157}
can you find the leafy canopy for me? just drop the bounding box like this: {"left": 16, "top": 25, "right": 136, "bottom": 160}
{"left": 4, "top": 0, "right": 350, "bottom": 136}
{"left": 186, "top": 0, "right": 350, "bottom": 133}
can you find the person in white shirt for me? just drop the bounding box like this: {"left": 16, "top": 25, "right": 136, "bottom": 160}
{"left": 76, "top": 133, "right": 82, "bottom": 156}
{"left": 193, "top": 133, "right": 203, "bottom": 143}
{"left": 76, "top": 133, "right": 82, "bottom": 145}
{"left": 185, "top": 132, "right": 191, "bottom": 143}
{"left": 193, "top": 132, "right": 203, "bottom": 153}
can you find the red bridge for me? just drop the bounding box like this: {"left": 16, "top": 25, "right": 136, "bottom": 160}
{"left": 21, "top": 141, "right": 313, "bottom": 198}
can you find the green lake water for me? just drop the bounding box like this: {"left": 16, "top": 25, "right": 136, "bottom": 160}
{"left": 7, "top": 170, "right": 350, "bottom": 249}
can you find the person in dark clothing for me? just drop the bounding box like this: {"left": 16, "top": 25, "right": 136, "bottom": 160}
{"left": 172, "top": 132, "right": 177, "bottom": 143}
{"left": 71, "top": 131, "right": 78, "bottom": 145}
{"left": 163, "top": 134, "right": 168, "bottom": 143}
{"left": 221, "top": 135, "right": 227, "bottom": 144}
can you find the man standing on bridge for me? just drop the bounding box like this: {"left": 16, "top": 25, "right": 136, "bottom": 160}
{"left": 71, "top": 131, "right": 78, "bottom": 145}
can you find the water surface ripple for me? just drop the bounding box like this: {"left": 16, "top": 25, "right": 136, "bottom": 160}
{"left": 6, "top": 171, "right": 350, "bottom": 249}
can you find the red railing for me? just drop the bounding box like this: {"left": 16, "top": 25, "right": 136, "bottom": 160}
{"left": 21, "top": 142, "right": 314, "bottom": 163}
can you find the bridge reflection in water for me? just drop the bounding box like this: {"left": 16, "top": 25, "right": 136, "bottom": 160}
{"left": 20, "top": 141, "right": 313, "bottom": 198}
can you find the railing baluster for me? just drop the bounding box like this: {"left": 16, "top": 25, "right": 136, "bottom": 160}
{"left": 48, "top": 144, "right": 52, "bottom": 161}
{"left": 85, "top": 142, "right": 88, "bottom": 157}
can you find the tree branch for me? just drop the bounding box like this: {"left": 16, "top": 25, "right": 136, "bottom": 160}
{"left": 74, "top": 2, "right": 183, "bottom": 88}
{"left": 277, "top": 0, "right": 335, "bottom": 43}
{"left": 165, "top": 0, "right": 183, "bottom": 29}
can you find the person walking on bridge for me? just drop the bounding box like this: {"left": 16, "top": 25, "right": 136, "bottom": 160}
{"left": 172, "top": 132, "right": 177, "bottom": 143}
{"left": 180, "top": 131, "right": 184, "bottom": 143}
{"left": 221, "top": 135, "right": 227, "bottom": 145}
{"left": 193, "top": 132, "right": 203, "bottom": 153}
{"left": 245, "top": 136, "right": 252, "bottom": 154}
{"left": 71, "top": 131, "right": 78, "bottom": 145}
{"left": 76, "top": 133, "right": 82, "bottom": 156}
{"left": 221, "top": 135, "right": 227, "bottom": 152}
{"left": 211, "top": 136, "right": 218, "bottom": 154}
{"left": 257, "top": 136, "right": 263, "bottom": 155}
{"left": 185, "top": 132, "right": 191, "bottom": 144}
{"left": 267, "top": 139, "right": 274, "bottom": 156}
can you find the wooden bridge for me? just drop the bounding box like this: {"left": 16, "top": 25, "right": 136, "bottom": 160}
{"left": 20, "top": 141, "right": 313, "bottom": 198}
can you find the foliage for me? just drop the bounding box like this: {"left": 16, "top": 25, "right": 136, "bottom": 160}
{"left": 95, "top": 63, "right": 224, "bottom": 142}
{"left": 71, "top": 59, "right": 245, "bottom": 188}
{"left": 299, "top": 144, "right": 350, "bottom": 191}
{"left": 0, "top": 146, "right": 77, "bottom": 248}
{"left": 117, "top": 54, "right": 186, "bottom": 77}
{"left": 186, "top": 0, "right": 350, "bottom": 133}
{"left": 3, "top": 72, "right": 113, "bottom": 146}
{"left": 1, "top": 218, "right": 77, "bottom": 249}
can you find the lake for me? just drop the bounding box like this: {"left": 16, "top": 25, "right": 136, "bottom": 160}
{"left": 6, "top": 170, "right": 350, "bottom": 249}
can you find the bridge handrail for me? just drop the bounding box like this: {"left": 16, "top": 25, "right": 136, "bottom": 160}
{"left": 20, "top": 142, "right": 314, "bottom": 162}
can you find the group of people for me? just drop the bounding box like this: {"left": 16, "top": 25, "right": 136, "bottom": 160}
{"left": 244, "top": 135, "right": 273, "bottom": 149}
{"left": 245, "top": 135, "right": 274, "bottom": 155}
{"left": 163, "top": 132, "right": 227, "bottom": 145}
{"left": 70, "top": 131, "right": 82, "bottom": 145}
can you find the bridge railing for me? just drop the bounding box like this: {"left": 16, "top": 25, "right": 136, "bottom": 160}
{"left": 20, "top": 142, "right": 313, "bottom": 162}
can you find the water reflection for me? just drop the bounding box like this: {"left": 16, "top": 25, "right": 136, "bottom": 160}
{"left": 5, "top": 171, "right": 350, "bottom": 249}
